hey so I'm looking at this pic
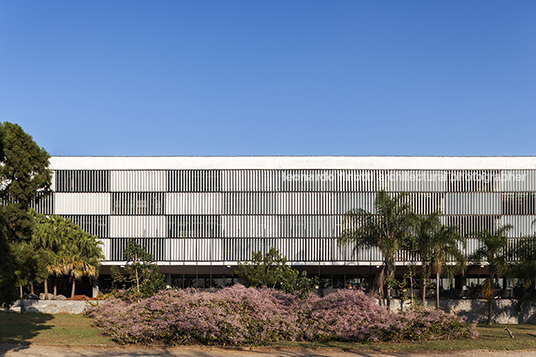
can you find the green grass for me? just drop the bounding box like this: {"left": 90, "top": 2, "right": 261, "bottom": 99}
{"left": 2, "top": 312, "right": 536, "bottom": 351}
{"left": 269, "top": 325, "right": 536, "bottom": 352}
{"left": 0, "top": 312, "right": 114, "bottom": 345}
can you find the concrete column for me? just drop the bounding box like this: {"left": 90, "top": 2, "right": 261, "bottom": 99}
{"left": 92, "top": 279, "right": 99, "bottom": 298}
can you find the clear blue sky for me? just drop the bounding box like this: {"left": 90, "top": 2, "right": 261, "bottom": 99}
{"left": 0, "top": 1, "right": 534, "bottom": 157}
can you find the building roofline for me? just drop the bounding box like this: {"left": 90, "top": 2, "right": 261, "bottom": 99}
{"left": 49, "top": 156, "right": 536, "bottom": 170}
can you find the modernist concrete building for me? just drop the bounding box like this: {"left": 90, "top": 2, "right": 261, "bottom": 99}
{"left": 40, "top": 156, "right": 536, "bottom": 293}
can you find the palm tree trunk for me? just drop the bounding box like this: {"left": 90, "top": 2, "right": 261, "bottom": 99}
{"left": 44, "top": 278, "right": 48, "bottom": 298}
{"left": 488, "top": 297, "right": 493, "bottom": 325}
{"left": 371, "top": 266, "right": 385, "bottom": 304}
{"left": 30, "top": 282, "right": 34, "bottom": 295}
{"left": 53, "top": 276, "right": 57, "bottom": 297}
{"left": 19, "top": 284, "right": 23, "bottom": 299}
{"left": 409, "top": 267, "right": 414, "bottom": 303}
{"left": 436, "top": 247, "right": 441, "bottom": 309}
{"left": 487, "top": 272, "right": 495, "bottom": 325}
{"left": 71, "top": 278, "right": 76, "bottom": 299}
{"left": 436, "top": 268, "right": 440, "bottom": 309}
{"left": 385, "top": 263, "right": 392, "bottom": 310}
{"left": 421, "top": 264, "right": 428, "bottom": 306}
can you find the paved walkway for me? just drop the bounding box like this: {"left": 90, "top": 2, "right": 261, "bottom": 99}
{"left": 2, "top": 345, "right": 536, "bottom": 357}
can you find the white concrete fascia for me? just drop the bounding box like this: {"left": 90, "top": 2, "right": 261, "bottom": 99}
{"left": 49, "top": 156, "right": 536, "bottom": 171}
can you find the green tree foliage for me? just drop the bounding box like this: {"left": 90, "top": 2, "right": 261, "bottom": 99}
{"left": 511, "top": 220, "right": 536, "bottom": 290}
{"left": 110, "top": 265, "right": 124, "bottom": 291}
{"left": 469, "top": 224, "right": 513, "bottom": 325}
{"left": 31, "top": 212, "right": 104, "bottom": 298}
{"left": 413, "top": 212, "right": 465, "bottom": 308}
{"left": 338, "top": 190, "right": 416, "bottom": 307}
{"left": 0, "top": 224, "right": 18, "bottom": 312}
{"left": 0, "top": 122, "right": 51, "bottom": 243}
{"left": 236, "top": 248, "right": 286, "bottom": 288}
{"left": 275, "top": 265, "right": 317, "bottom": 298}
{"left": 0, "top": 122, "right": 51, "bottom": 309}
{"left": 511, "top": 222, "right": 536, "bottom": 314}
{"left": 12, "top": 241, "right": 50, "bottom": 297}
{"left": 512, "top": 235, "right": 536, "bottom": 289}
{"left": 236, "top": 247, "right": 317, "bottom": 298}
{"left": 114, "top": 239, "right": 166, "bottom": 302}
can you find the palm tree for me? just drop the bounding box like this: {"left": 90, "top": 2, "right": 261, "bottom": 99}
{"left": 339, "top": 190, "right": 416, "bottom": 308}
{"left": 511, "top": 220, "right": 536, "bottom": 290}
{"left": 31, "top": 212, "right": 103, "bottom": 299}
{"left": 412, "top": 212, "right": 465, "bottom": 308}
{"left": 62, "top": 252, "right": 99, "bottom": 299}
{"left": 413, "top": 212, "right": 437, "bottom": 303}
{"left": 60, "top": 222, "right": 103, "bottom": 299}
{"left": 31, "top": 213, "right": 68, "bottom": 297}
{"left": 429, "top": 222, "right": 465, "bottom": 309}
{"left": 509, "top": 221, "right": 536, "bottom": 313}
{"left": 469, "top": 224, "right": 513, "bottom": 325}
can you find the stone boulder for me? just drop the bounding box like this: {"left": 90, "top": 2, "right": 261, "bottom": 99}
{"left": 39, "top": 293, "right": 54, "bottom": 300}
{"left": 52, "top": 294, "right": 67, "bottom": 301}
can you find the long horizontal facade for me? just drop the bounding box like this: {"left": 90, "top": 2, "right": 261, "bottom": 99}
{"left": 37, "top": 156, "right": 536, "bottom": 291}
{"left": 41, "top": 156, "right": 536, "bottom": 263}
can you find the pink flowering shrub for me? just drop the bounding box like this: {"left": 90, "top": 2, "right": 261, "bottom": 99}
{"left": 85, "top": 285, "right": 476, "bottom": 345}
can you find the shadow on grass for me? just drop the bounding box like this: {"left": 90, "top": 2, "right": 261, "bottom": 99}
{"left": 0, "top": 310, "right": 54, "bottom": 356}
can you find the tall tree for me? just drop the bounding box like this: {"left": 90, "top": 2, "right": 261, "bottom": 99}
{"left": 0, "top": 122, "right": 52, "bottom": 242}
{"left": 338, "top": 190, "right": 416, "bottom": 307}
{"left": 413, "top": 212, "right": 465, "bottom": 308}
{"left": 412, "top": 212, "right": 436, "bottom": 303}
{"left": 469, "top": 224, "right": 513, "bottom": 325}
{"left": 0, "top": 122, "right": 51, "bottom": 309}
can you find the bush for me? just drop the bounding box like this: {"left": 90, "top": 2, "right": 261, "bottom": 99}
{"left": 85, "top": 285, "right": 476, "bottom": 345}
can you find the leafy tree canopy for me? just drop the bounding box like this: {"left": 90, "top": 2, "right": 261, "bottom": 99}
{"left": 0, "top": 122, "right": 51, "bottom": 243}
{"left": 236, "top": 247, "right": 317, "bottom": 298}
{"left": 0, "top": 122, "right": 51, "bottom": 309}
{"left": 112, "top": 239, "right": 166, "bottom": 301}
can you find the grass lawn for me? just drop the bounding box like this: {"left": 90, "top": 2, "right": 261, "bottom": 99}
{"left": 271, "top": 325, "right": 536, "bottom": 352}
{"left": 0, "top": 312, "right": 114, "bottom": 345}
{"left": 2, "top": 312, "right": 536, "bottom": 351}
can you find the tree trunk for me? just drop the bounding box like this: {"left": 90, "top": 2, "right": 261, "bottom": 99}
{"left": 44, "top": 278, "right": 48, "bottom": 298}
{"left": 136, "top": 268, "right": 140, "bottom": 293}
{"left": 487, "top": 272, "right": 495, "bottom": 325}
{"left": 409, "top": 268, "right": 414, "bottom": 303}
{"left": 371, "top": 266, "right": 385, "bottom": 303}
{"left": 53, "top": 276, "right": 57, "bottom": 297}
{"left": 19, "top": 284, "right": 23, "bottom": 299}
{"left": 487, "top": 297, "right": 493, "bottom": 325}
{"left": 71, "top": 278, "right": 76, "bottom": 299}
{"left": 30, "top": 282, "right": 34, "bottom": 295}
{"left": 385, "top": 263, "right": 392, "bottom": 310}
{"left": 421, "top": 264, "right": 428, "bottom": 306}
{"left": 436, "top": 267, "right": 440, "bottom": 309}
{"left": 436, "top": 247, "right": 441, "bottom": 309}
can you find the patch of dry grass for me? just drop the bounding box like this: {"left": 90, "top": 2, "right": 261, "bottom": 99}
{"left": 0, "top": 312, "right": 114, "bottom": 345}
